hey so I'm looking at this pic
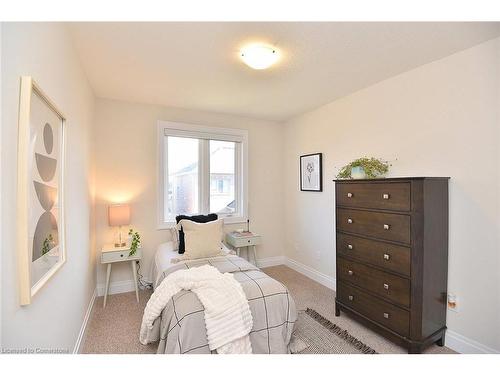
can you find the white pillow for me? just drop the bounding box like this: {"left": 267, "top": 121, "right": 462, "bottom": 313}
{"left": 180, "top": 219, "right": 225, "bottom": 260}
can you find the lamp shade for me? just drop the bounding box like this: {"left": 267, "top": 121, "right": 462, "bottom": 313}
{"left": 108, "top": 204, "right": 130, "bottom": 227}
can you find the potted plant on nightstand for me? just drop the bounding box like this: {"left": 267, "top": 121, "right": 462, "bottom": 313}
{"left": 128, "top": 229, "right": 141, "bottom": 256}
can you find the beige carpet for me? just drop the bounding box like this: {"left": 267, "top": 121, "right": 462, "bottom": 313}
{"left": 80, "top": 265, "right": 455, "bottom": 354}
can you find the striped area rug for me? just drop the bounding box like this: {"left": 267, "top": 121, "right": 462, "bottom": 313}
{"left": 290, "top": 308, "right": 378, "bottom": 354}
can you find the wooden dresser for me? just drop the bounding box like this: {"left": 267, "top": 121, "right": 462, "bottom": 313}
{"left": 334, "top": 177, "right": 449, "bottom": 353}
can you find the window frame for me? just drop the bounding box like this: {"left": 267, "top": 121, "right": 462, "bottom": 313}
{"left": 157, "top": 120, "right": 248, "bottom": 229}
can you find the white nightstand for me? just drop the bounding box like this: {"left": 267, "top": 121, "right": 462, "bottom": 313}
{"left": 101, "top": 244, "right": 142, "bottom": 308}
{"left": 225, "top": 232, "right": 262, "bottom": 265}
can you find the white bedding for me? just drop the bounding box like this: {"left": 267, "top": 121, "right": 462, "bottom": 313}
{"left": 150, "top": 241, "right": 233, "bottom": 289}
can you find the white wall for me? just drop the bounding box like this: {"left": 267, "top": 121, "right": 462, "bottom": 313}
{"left": 283, "top": 37, "right": 500, "bottom": 353}
{"left": 1, "top": 23, "right": 95, "bottom": 352}
{"left": 93, "top": 98, "right": 284, "bottom": 289}
{"left": 0, "top": 22, "right": 3, "bottom": 349}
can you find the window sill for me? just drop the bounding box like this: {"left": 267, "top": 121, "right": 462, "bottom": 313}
{"left": 157, "top": 216, "right": 247, "bottom": 230}
{"left": 222, "top": 216, "right": 248, "bottom": 225}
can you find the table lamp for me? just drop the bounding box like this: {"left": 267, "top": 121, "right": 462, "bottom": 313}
{"left": 108, "top": 204, "right": 130, "bottom": 247}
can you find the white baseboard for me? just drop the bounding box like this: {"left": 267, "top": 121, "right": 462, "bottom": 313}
{"left": 97, "top": 279, "right": 139, "bottom": 296}
{"left": 258, "top": 256, "right": 336, "bottom": 291}
{"left": 73, "top": 288, "right": 96, "bottom": 354}
{"left": 257, "top": 256, "right": 286, "bottom": 268}
{"left": 285, "top": 257, "right": 336, "bottom": 290}
{"left": 446, "top": 329, "right": 499, "bottom": 354}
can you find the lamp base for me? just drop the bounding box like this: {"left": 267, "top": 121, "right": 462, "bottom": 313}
{"left": 114, "top": 226, "right": 126, "bottom": 247}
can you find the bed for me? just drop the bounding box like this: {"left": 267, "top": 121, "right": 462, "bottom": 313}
{"left": 147, "top": 241, "right": 297, "bottom": 354}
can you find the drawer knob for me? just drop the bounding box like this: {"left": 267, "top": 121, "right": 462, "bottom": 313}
{"left": 120, "top": 254, "right": 124, "bottom": 257}
{"left": 383, "top": 224, "right": 390, "bottom": 230}
{"left": 348, "top": 295, "right": 354, "bottom": 301}
{"left": 248, "top": 240, "right": 251, "bottom": 243}
{"left": 348, "top": 270, "right": 353, "bottom": 276}
{"left": 383, "top": 283, "right": 390, "bottom": 290}
{"left": 383, "top": 312, "right": 390, "bottom": 319}
{"left": 383, "top": 253, "right": 390, "bottom": 260}
{"left": 347, "top": 218, "right": 353, "bottom": 224}
{"left": 347, "top": 244, "right": 353, "bottom": 250}
{"left": 347, "top": 192, "right": 353, "bottom": 198}
{"left": 382, "top": 193, "right": 390, "bottom": 200}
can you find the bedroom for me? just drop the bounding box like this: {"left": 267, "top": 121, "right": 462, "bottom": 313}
{"left": 1, "top": 0, "right": 500, "bottom": 372}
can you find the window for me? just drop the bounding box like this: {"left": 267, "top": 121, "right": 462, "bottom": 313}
{"left": 210, "top": 140, "right": 235, "bottom": 214}
{"left": 158, "top": 121, "right": 248, "bottom": 227}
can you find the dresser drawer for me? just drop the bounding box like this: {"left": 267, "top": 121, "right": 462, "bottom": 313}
{"left": 336, "top": 208, "right": 411, "bottom": 244}
{"left": 101, "top": 248, "right": 142, "bottom": 263}
{"left": 337, "top": 257, "right": 411, "bottom": 307}
{"left": 337, "top": 282, "right": 410, "bottom": 337}
{"left": 337, "top": 233, "right": 410, "bottom": 277}
{"left": 336, "top": 182, "right": 411, "bottom": 211}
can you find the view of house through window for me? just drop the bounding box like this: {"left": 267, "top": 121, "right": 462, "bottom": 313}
{"left": 163, "top": 128, "right": 244, "bottom": 224}
{"left": 166, "top": 136, "right": 199, "bottom": 218}
{"left": 210, "top": 140, "right": 236, "bottom": 214}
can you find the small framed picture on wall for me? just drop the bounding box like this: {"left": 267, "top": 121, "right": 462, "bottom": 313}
{"left": 300, "top": 153, "right": 322, "bottom": 192}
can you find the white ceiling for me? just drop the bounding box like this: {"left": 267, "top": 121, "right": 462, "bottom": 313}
{"left": 69, "top": 22, "right": 500, "bottom": 121}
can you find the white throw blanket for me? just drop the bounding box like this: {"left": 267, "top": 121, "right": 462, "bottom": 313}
{"left": 140, "top": 264, "right": 253, "bottom": 354}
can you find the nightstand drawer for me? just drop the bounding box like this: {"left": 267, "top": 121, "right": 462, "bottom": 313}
{"left": 101, "top": 248, "right": 141, "bottom": 263}
{"left": 226, "top": 235, "right": 261, "bottom": 248}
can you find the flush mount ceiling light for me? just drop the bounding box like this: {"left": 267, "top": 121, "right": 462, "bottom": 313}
{"left": 240, "top": 44, "right": 279, "bottom": 70}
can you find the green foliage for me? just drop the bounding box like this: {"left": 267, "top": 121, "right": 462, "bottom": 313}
{"left": 128, "top": 229, "right": 141, "bottom": 256}
{"left": 336, "top": 157, "right": 390, "bottom": 179}
{"left": 41, "top": 234, "right": 54, "bottom": 256}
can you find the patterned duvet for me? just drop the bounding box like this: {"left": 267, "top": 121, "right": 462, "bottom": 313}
{"left": 149, "top": 254, "right": 297, "bottom": 354}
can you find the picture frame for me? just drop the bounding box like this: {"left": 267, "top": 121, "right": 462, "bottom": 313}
{"left": 17, "top": 76, "right": 66, "bottom": 305}
{"left": 300, "top": 153, "right": 322, "bottom": 192}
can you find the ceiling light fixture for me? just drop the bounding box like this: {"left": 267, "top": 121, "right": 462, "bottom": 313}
{"left": 240, "top": 44, "right": 279, "bottom": 70}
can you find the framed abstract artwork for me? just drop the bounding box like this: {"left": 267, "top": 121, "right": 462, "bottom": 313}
{"left": 17, "top": 76, "right": 66, "bottom": 305}
{"left": 300, "top": 153, "right": 322, "bottom": 192}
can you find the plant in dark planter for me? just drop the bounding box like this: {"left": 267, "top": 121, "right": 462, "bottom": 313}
{"left": 336, "top": 157, "right": 390, "bottom": 179}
